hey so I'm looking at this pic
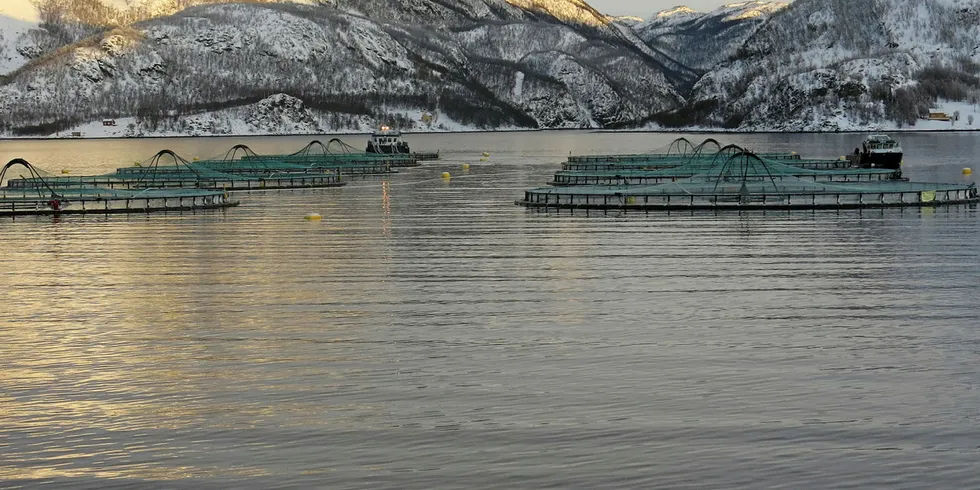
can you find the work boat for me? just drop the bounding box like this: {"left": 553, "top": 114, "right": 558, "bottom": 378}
{"left": 366, "top": 126, "right": 410, "bottom": 154}
{"left": 856, "top": 135, "right": 903, "bottom": 169}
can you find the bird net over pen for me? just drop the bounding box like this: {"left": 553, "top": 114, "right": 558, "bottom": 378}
{"left": 552, "top": 145, "right": 902, "bottom": 186}
{"left": 1, "top": 159, "right": 237, "bottom": 215}
{"left": 7, "top": 150, "right": 344, "bottom": 191}
{"left": 257, "top": 139, "right": 417, "bottom": 167}
{"left": 565, "top": 137, "right": 806, "bottom": 164}
{"left": 195, "top": 144, "right": 336, "bottom": 175}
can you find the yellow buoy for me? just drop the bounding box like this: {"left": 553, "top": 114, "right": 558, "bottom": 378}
{"left": 193, "top": 157, "right": 200, "bottom": 161}
{"left": 480, "top": 157, "right": 488, "bottom": 162}
{"left": 482, "top": 152, "right": 490, "bottom": 157}
{"left": 61, "top": 169, "right": 70, "bottom": 174}
{"left": 441, "top": 172, "right": 451, "bottom": 179}
{"left": 964, "top": 167, "right": 973, "bottom": 175}
{"left": 304, "top": 213, "right": 322, "bottom": 221}
{"left": 838, "top": 156, "right": 847, "bottom": 161}
{"left": 462, "top": 163, "right": 470, "bottom": 170}
{"left": 134, "top": 162, "right": 141, "bottom": 167}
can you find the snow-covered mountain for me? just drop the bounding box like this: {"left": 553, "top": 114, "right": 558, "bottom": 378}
{"left": 4, "top": 0, "right": 979, "bottom": 136}
{"left": 685, "top": 0, "right": 980, "bottom": 131}
{"left": 633, "top": 1, "right": 789, "bottom": 72}
{"left": 0, "top": 0, "right": 685, "bottom": 136}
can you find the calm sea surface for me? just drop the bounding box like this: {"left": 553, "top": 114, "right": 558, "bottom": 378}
{"left": 1, "top": 131, "right": 979, "bottom": 489}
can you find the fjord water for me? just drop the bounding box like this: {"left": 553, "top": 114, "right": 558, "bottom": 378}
{"left": 1, "top": 131, "right": 979, "bottom": 489}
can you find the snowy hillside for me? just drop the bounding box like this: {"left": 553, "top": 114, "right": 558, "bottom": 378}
{"left": 329, "top": 0, "right": 610, "bottom": 27}
{"left": 0, "top": 0, "right": 41, "bottom": 76}
{"left": 0, "top": 1, "right": 684, "bottom": 136}
{"left": 0, "top": 15, "right": 37, "bottom": 76}
{"left": 684, "top": 0, "right": 980, "bottom": 131}
{"left": 5, "top": 0, "right": 977, "bottom": 136}
{"left": 633, "top": 1, "right": 789, "bottom": 72}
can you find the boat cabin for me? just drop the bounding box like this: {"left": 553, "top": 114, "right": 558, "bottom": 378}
{"left": 366, "top": 126, "right": 410, "bottom": 154}
{"left": 856, "top": 135, "right": 903, "bottom": 169}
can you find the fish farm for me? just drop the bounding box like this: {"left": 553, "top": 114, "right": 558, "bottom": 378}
{"left": 561, "top": 139, "right": 851, "bottom": 172}
{"left": 0, "top": 159, "right": 238, "bottom": 216}
{"left": 0, "top": 133, "right": 448, "bottom": 217}
{"left": 519, "top": 139, "right": 979, "bottom": 211}
{"left": 7, "top": 150, "right": 347, "bottom": 191}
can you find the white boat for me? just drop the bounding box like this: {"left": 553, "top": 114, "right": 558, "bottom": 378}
{"left": 366, "top": 126, "right": 410, "bottom": 154}
{"left": 856, "top": 135, "right": 903, "bottom": 169}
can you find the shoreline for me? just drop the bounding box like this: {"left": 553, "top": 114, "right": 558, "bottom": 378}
{"left": 2, "top": 126, "right": 979, "bottom": 142}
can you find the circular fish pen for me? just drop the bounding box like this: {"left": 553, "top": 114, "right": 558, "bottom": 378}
{"left": 8, "top": 150, "right": 346, "bottom": 191}
{"left": 249, "top": 140, "right": 416, "bottom": 172}
{"left": 520, "top": 151, "right": 978, "bottom": 210}
{"left": 552, "top": 146, "right": 903, "bottom": 186}
{"left": 0, "top": 159, "right": 238, "bottom": 216}
{"left": 565, "top": 137, "right": 804, "bottom": 164}
{"left": 195, "top": 145, "right": 340, "bottom": 176}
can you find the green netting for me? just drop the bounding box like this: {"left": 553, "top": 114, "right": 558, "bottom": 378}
{"left": 553, "top": 149, "right": 901, "bottom": 185}
{"left": 566, "top": 137, "right": 804, "bottom": 163}
{"left": 1, "top": 159, "right": 237, "bottom": 215}
{"left": 7, "top": 150, "right": 344, "bottom": 191}
{"left": 252, "top": 139, "right": 417, "bottom": 168}
{"left": 195, "top": 144, "right": 336, "bottom": 176}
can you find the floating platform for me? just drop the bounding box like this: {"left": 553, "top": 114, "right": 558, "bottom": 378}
{"left": 519, "top": 151, "right": 978, "bottom": 210}
{"left": 1, "top": 159, "right": 238, "bottom": 216}
{"left": 520, "top": 181, "right": 978, "bottom": 210}
{"left": 8, "top": 150, "right": 347, "bottom": 191}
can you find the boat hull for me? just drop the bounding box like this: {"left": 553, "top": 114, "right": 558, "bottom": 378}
{"left": 859, "top": 151, "right": 903, "bottom": 169}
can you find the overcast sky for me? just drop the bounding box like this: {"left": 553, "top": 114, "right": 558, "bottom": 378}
{"left": 589, "top": 0, "right": 730, "bottom": 18}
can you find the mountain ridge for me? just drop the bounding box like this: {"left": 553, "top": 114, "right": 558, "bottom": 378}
{"left": 682, "top": 0, "right": 980, "bottom": 131}
{"left": 3, "top": 0, "right": 980, "bottom": 136}
{"left": 0, "top": 0, "right": 686, "bottom": 136}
